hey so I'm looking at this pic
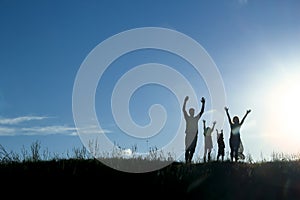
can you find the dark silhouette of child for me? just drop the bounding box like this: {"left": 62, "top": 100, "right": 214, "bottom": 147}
{"left": 238, "top": 140, "right": 245, "bottom": 160}
{"left": 216, "top": 129, "right": 225, "bottom": 161}
{"left": 203, "top": 120, "right": 216, "bottom": 162}
{"left": 183, "top": 96, "right": 205, "bottom": 164}
{"left": 225, "top": 107, "right": 251, "bottom": 162}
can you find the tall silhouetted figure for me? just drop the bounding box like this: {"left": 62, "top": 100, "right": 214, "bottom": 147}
{"left": 203, "top": 120, "right": 216, "bottom": 162}
{"left": 216, "top": 129, "right": 225, "bottom": 161}
{"left": 183, "top": 96, "right": 205, "bottom": 164}
{"left": 225, "top": 107, "right": 251, "bottom": 162}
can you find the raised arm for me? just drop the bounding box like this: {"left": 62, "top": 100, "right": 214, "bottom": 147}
{"left": 203, "top": 120, "right": 206, "bottom": 133}
{"left": 182, "top": 96, "right": 189, "bottom": 118}
{"left": 224, "top": 107, "right": 233, "bottom": 125}
{"left": 196, "top": 97, "right": 205, "bottom": 119}
{"left": 211, "top": 121, "right": 216, "bottom": 131}
{"left": 241, "top": 109, "right": 251, "bottom": 125}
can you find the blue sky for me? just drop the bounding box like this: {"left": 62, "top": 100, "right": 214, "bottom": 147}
{"left": 1, "top": 0, "right": 300, "bottom": 162}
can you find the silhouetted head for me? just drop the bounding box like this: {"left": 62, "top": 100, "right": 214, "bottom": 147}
{"left": 233, "top": 116, "right": 239, "bottom": 124}
{"left": 189, "top": 108, "right": 195, "bottom": 117}
{"left": 220, "top": 132, "right": 223, "bottom": 139}
{"left": 218, "top": 132, "right": 223, "bottom": 140}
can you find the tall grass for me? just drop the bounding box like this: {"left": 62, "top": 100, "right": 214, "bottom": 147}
{"left": 0, "top": 140, "right": 92, "bottom": 164}
{"left": 1, "top": 140, "right": 300, "bottom": 165}
{"left": 0, "top": 139, "right": 176, "bottom": 166}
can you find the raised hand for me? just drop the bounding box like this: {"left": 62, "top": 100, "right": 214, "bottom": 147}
{"left": 184, "top": 96, "right": 189, "bottom": 102}
{"left": 246, "top": 109, "right": 251, "bottom": 114}
{"left": 201, "top": 97, "right": 205, "bottom": 103}
{"left": 224, "top": 107, "right": 229, "bottom": 112}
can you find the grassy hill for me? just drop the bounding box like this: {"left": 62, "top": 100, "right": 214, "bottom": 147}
{"left": 1, "top": 158, "right": 300, "bottom": 199}
{"left": 1, "top": 142, "right": 300, "bottom": 199}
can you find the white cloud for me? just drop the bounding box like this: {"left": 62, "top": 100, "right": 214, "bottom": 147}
{"left": 0, "top": 116, "right": 48, "bottom": 125}
{"left": 0, "top": 115, "right": 112, "bottom": 136}
{"left": 77, "top": 125, "right": 112, "bottom": 135}
{"left": 0, "top": 125, "right": 112, "bottom": 136}
{"left": 21, "top": 125, "right": 77, "bottom": 136}
{"left": 122, "top": 148, "right": 133, "bottom": 157}
{"left": 0, "top": 126, "right": 16, "bottom": 136}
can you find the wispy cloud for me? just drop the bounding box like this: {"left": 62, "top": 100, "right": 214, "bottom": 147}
{"left": 0, "top": 124, "right": 112, "bottom": 136}
{"left": 21, "top": 125, "right": 77, "bottom": 136}
{"left": 0, "top": 126, "right": 16, "bottom": 136}
{"left": 238, "top": 0, "right": 248, "bottom": 5}
{"left": 0, "top": 116, "right": 49, "bottom": 125}
{"left": 0, "top": 115, "right": 112, "bottom": 136}
{"left": 77, "top": 125, "right": 112, "bottom": 135}
{"left": 0, "top": 125, "right": 77, "bottom": 136}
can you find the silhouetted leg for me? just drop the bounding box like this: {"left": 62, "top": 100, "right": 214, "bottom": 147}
{"left": 203, "top": 149, "right": 207, "bottom": 163}
{"left": 188, "top": 152, "right": 192, "bottom": 163}
{"left": 189, "top": 145, "right": 196, "bottom": 163}
{"left": 190, "top": 136, "right": 198, "bottom": 163}
{"left": 185, "top": 137, "right": 191, "bottom": 163}
{"left": 189, "top": 151, "right": 194, "bottom": 163}
{"left": 185, "top": 150, "right": 189, "bottom": 163}
{"left": 222, "top": 149, "right": 224, "bottom": 161}
{"left": 230, "top": 150, "right": 234, "bottom": 162}
{"left": 208, "top": 150, "right": 211, "bottom": 162}
{"left": 234, "top": 147, "right": 239, "bottom": 162}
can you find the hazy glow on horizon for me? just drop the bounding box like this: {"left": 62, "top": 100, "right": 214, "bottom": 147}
{"left": 264, "top": 70, "right": 300, "bottom": 153}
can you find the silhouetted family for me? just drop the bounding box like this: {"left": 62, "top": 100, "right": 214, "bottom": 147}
{"left": 183, "top": 96, "right": 251, "bottom": 163}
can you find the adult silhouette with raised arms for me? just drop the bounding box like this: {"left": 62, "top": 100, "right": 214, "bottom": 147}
{"left": 225, "top": 107, "right": 251, "bottom": 162}
{"left": 203, "top": 120, "right": 216, "bottom": 162}
{"left": 183, "top": 96, "right": 205, "bottom": 164}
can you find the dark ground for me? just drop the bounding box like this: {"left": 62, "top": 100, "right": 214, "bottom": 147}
{"left": 1, "top": 159, "right": 300, "bottom": 199}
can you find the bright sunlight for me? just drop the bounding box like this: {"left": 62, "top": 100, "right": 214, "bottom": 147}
{"left": 265, "top": 73, "right": 300, "bottom": 152}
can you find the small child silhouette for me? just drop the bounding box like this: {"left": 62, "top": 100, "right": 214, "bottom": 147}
{"left": 203, "top": 120, "right": 216, "bottom": 162}
{"left": 216, "top": 129, "right": 225, "bottom": 161}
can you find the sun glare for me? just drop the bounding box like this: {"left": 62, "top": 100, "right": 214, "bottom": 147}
{"left": 265, "top": 74, "right": 300, "bottom": 152}
{"left": 277, "top": 84, "right": 300, "bottom": 130}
